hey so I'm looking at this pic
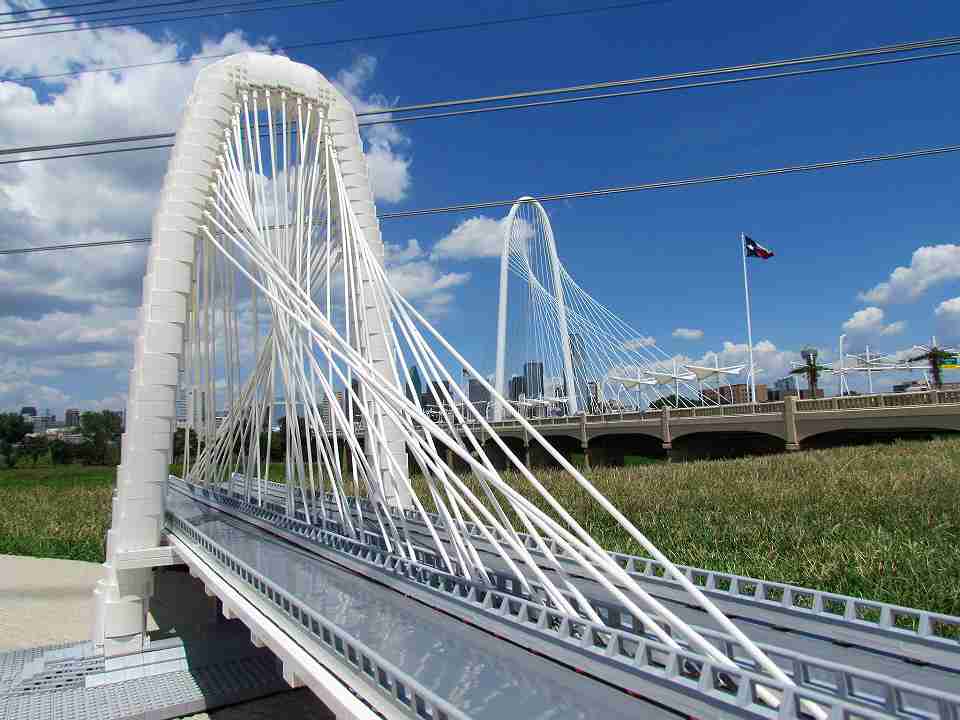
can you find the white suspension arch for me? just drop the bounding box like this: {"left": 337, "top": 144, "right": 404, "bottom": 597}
{"left": 494, "top": 197, "right": 578, "bottom": 419}
{"left": 94, "top": 52, "right": 406, "bottom": 656}
{"left": 89, "top": 53, "right": 799, "bottom": 693}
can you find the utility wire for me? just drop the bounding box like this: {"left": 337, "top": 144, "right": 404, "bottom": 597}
{"left": 361, "top": 49, "right": 960, "bottom": 126}
{"left": 6, "top": 1, "right": 667, "bottom": 81}
{"left": 0, "top": 0, "right": 203, "bottom": 28}
{"left": 375, "top": 33, "right": 960, "bottom": 115}
{"left": 0, "top": 0, "right": 338, "bottom": 39}
{"left": 0, "top": 237, "right": 152, "bottom": 254}
{"left": 378, "top": 143, "right": 960, "bottom": 218}
{"left": 4, "top": 43, "right": 959, "bottom": 162}
{"left": 0, "top": 0, "right": 125, "bottom": 18}
{"left": 0, "top": 0, "right": 311, "bottom": 34}
{"left": 3, "top": 142, "right": 958, "bottom": 254}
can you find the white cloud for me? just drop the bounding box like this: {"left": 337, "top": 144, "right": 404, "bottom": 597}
{"left": 842, "top": 306, "right": 906, "bottom": 337}
{"left": 623, "top": 336, "right": 656, "bottom": 350}
{"left": 680, "top": 339, "right": 808, "bottom": 385}
{"left": 384, "top": 239, "right": 470, "bottom": 317}
{"left": 935, "top": 296, "right": 960, "bottom": 341}
{"left": 333, "top": 55, "right": 411, "bottom": 204}
{"left": 431, "top": 216, "right": 506, "bottom": 261}
{"left": 672, "top": 327, "right": 704, "bottom": 341}
{"left": 858, "top": 244, "right": 960, "bottom": 304}
{"left": 0, "top": 14, "right": 418, "bottom": 415}
{"left": 880, "top": 320, "right": 906, "bottom": 336}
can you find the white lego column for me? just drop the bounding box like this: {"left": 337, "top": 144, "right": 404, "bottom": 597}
{"left": 94, "top": 53, "right": 409, "bottom": 654}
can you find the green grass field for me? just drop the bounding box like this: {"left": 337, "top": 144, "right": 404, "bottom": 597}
{"left": 0, "top": 461, "right": 114, "bottom": 563}
{"left": 3, "top": 436, "right": 958, "bottom": 614}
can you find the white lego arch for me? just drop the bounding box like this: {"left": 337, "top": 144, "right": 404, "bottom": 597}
{"left": 93, "top": 54, "right": 796, "bottom": 695}
{"left": 93, "top": 52, "right": 404, "bottom": 655}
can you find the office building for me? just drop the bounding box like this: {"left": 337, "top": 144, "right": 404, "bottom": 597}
{"left": 568, "top": 333, "right": 591, "bottom": 412}
{"left": 702, "top": 383, "right": 768, "bottom": 405}
{"left": 523, "top": 361, "right": 544, "bottom": 400}
{"left": 20, "top": 406, "right": 37, "bottom": 418}
{"left": 467, "top": 377, "right": 490, "bottom": 405}
{"left": 65, "top": 408, "right": 81, "bottom": 427}
{"left": 508, "top": 375, "right": 526, "bottom": 401}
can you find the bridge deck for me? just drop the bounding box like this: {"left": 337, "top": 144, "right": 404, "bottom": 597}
{"left": 168, "top": 478, "right": 960, "bottom": 719}
{"left": 166, "top": 490, "right": 667, "bottom": 720}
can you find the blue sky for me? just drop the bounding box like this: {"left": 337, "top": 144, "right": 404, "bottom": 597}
{"left": 2, "top": 0, "right": 960, "bottom": 414}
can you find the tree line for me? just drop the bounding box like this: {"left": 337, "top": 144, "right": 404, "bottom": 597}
{"left": 0, "top": 410, "right": 123, "bottom": 468}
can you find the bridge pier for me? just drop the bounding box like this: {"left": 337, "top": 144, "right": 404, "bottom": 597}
{"left": 661, "top": 407, "right": 674, "bottom": 461}
{"left": 784, "top": 395, "right": 800, "bottom": 451}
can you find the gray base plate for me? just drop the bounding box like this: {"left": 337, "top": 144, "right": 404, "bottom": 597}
{"left": 0, "top": 569, "right": 292, "bottom": 720}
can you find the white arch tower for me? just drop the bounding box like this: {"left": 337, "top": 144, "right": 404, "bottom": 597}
{"left": 93, "top": 52, "right": 406, "bottom": 655}
{"left": 495, "top": 197, "right": 578, "bottom": 419}
{"left": 92, "top": 54, "right": 792, "bottom": 692}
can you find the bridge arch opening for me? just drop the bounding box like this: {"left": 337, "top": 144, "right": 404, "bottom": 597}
{"left": 670, "top": 431, "right": 785, "bottom": 461}
{"left": 801, "top": 428, "right": 959, "bottom": 450}
{"left": 588, "top": 433, "right": 665, "bottom": 467}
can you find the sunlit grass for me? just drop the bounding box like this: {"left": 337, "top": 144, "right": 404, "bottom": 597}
{"left": 3, "top": 436, "right": 959, "bottom": 614}
{"left": 0, "top": 460, "right": 114, "bottom": 562}
{"left": 412, "top": 436, "right": 960, "bottom": 615}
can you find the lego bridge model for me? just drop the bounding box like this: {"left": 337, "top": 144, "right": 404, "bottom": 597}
{"left": 81, "top": 53, "right": 960, "bottom": 720}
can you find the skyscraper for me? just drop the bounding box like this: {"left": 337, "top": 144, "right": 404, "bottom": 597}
{"left": 467, "top": 378, "right": 490, "bottom": 405}
{"left": 523, "top": 361, "right": 544, "bottom": 400}
{"left": 568, "top": 333, "right": 591, "bottom": 412}
{"left": 407, "top": 366, "right": 423, "bottom": 401}
{"left": 509, "top": 374, "right": 527, "bottom": 401}
{"left": 65, "top": 408, "right": 81, "bottom": 427}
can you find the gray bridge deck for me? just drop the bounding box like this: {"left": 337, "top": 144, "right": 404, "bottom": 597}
{"left": 166, "top": 490, "right": 661, "bottom": 720}
{"left": 167, "top": 478, "right": 960, "bottom": 719}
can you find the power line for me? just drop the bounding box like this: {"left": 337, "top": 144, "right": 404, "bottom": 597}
{"left": 0, "top": 0, "right": 310, "bottom": 34}
{"left": 376, "top": 34, "right": 960, "bottom": 116}
{"left": 362, "top": 49, "right": 960, "bottom": 126}
{"left": 3, "top": 141, "right": 958, "bottom": 254}
{"left": 0, "top": 0, "right": 126, "bottom": 18}
{"left": 0, "top": 143, "right": 174, "bottom": 165}
{"left": 0, "top": 0, "right": 202, "bottom": 28}
{"left": 378, "top": 143, "right": 960, "bottom": 218}
{"left": 6, "top": 1, "right": 665, "bottom": 82}
{"left": 0, "top": 0, "right": 339, "bottom": 39}
{"left": 5, "top": 42, "right": 960, "bottom": 163}
{"left": 0, "top": 237, "right": 151, "bottom": 254}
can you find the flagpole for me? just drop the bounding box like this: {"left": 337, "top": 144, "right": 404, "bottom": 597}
{"left": 741, "top": 232, "right": 757, "bottom": 405}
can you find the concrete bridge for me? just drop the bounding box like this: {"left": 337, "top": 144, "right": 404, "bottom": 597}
{"left": 462, "top": 389, "right": 960, "bottom": 466}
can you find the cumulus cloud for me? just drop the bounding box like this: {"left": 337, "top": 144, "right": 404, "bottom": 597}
{"left": 672, "top": 327, "right": 704, "bottom": 341}
{"left": 935, "top": 296, "right": 960, "bottom": 341}
{"left": 0, "top": 10, "right": 413, "bottom": 415}
{"left": 676, "top": 340, "right": 808, "bottom": 385}
{"left": 858, "top": 244, "right": 960, "bottom": 304}
{"left": 431, "top": 216, "right": 506, "bottom": 261}
{"left": 623, "top": 336, "right": 657, "bottom": 350}
{"left": 333, "top": 55, "right": 411, "bottom": 203}
{"left": 842, "top": 307, "right": 906, "bottom": 337}
{"left": 384, "top": 239, "right": 470, "bottom": 317}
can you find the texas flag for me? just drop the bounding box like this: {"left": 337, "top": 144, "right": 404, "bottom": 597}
{"left": 744, "top": 235, "right": 774, "bottom": 259}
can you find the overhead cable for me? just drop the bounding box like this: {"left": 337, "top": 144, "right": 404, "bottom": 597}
{"left": 0, "top": 0, "right": 339, "bottom": 39}
{"left": 0, "top": 0, "right": 203, "bottom": 28}
{"left": 0, "top": 0, "right": 125, "bottom": 18}
{"left": 6, "top": 2, "right": 666, "bottom": 81}
{"left": 3, "top": 141, "right": 957, "bottom": 254}
{"left": 4, "top": 37, "right": 960, "bottom": 163}
{"left": 379, "top": 143, "right": 960, "bottom": 218}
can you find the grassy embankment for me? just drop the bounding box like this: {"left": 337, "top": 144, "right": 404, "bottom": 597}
{"left": 2, "top": 437, "right": 958, "bottom": 615}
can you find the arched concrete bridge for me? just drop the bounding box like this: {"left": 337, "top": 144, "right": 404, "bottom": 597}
{"left": 466, "top": 390, "right": 960, "bottom": 465}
